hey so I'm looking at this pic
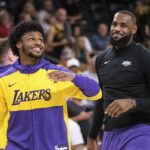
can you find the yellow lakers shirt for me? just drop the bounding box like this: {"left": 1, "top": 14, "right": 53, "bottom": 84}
{"left": 0, "top": 58, "right": 102, "bottom": 150}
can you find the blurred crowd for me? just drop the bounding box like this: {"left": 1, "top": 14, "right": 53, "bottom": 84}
{"left": 0, "top": 0, "right": 149, "bottom": 149}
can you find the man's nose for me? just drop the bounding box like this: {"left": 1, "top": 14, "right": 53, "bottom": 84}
{"left": 114, "top": 25, "right": 121, "bottom": 32}
{"left": 34, "top": 39, "right": 42, "bottom": 45}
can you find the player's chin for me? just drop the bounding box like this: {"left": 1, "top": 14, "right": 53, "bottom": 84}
{"left": 31, "top": 52, "right": 44, "bottom": 58}
{"left": 112, "top": 36, "right": 122, "bottom": 41}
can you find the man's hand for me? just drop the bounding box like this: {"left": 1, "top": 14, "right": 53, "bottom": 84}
{"left": 48, "top": 71, "right": 75, "bottom": 83}
{"left": 105, "top": 98, "right": 135, "bottom": 117}
{"left": 87, "top": 138, "right": 97, "bottom": 150}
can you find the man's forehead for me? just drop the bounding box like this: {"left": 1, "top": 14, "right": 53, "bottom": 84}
{"left": 113, "top": 13, "right": 132, "bottom": 23}
{"left": 23, "top": 31, "right": 42, "bottom": 36}
{"left": 21, "top": 31, "right": 43, "bottom": 39}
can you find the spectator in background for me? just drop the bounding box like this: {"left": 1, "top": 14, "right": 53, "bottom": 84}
{"left": 90, "top": 22, "right": 110, "bottom": 52}
{"left": 72, "top": 25, "right": 92, "bottom": 71}
{"left": 19, "top": 1, "right": 38, "bottom": 22}
{"left": 0, "top": 38, "right": 17, "bottom": 68}
{"left": 134, "top": 0, "right": 150, "bottom": 45}
{"left": 3, "top": 0, "right": 27, "bottom": 24}
{"left": 74, "top": 36, "right": 91, "bottom": 71}
{"left": 38, "top": 0, "right": 55, "bottom": 33}
{"left": 60, "top": 0, "right": 83, "bottom": 25}
{"left": 82, "top": 53, "right": 98, "bottom": 82}
{"left": 46, "top": 8, "right": 74, "bottom": 61}
{"left": 58, "top": 47, "right": 75, "bottom": 67}
{"left": 73, "top": 25, "right": 93, "bottom": 54}
{"left": 66, "top": 58, "right": 80, "bottom": 73}
{"left": 19, "top": 14, "right": 33, "bottom": 22}
{"left": 143, "top": 24, "right": 150, "bottom": 49}
{"left": 0, "top": 9, "right": 13, "bottom": 38}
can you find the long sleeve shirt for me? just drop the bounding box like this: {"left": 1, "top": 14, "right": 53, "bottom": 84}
{"left": 0, "top": 58, "right": 101, "bottom": 150}
{"left": 95, "top": 42, "right": 150, "bottom": 131}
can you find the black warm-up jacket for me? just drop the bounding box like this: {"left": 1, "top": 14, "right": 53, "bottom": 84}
{"left": 89, "top": 42, "right": 150, "bottom": 138}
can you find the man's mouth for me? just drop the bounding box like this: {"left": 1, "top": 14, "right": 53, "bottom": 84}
{"left": 32, "top": 47, "right": 42, "bottom": 53}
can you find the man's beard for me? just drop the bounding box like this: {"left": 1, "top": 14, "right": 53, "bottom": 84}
{"left": 28, "top": 52, "right": 44, "bottom": 58}
{"left": 110, "top": 35, "right": 132, "bottom": 47}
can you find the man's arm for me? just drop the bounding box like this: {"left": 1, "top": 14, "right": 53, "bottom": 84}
{"left": 88, "top": 99, "right": 104, "bottom": 139}
{"left": 134, "top": 46, "right": 150, "bottom": 112}
{"left": 87, "top": 99, "right": 104, "bottom": 150}
{"left": 87, "top": 53, "right": 105, "bottom": 150}
{"left": 48, "top": 70, "right": 102, "bottom": 100}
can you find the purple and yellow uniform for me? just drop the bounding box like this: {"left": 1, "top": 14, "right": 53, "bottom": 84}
{"left": 0, "top": 58, "right": 101, "bottom": 150}
{"left": 0, "top": 65, "right": 12, "bottom": 149}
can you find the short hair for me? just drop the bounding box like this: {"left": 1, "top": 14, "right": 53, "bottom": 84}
{"left": 116, "top": 10, "right": 136, "bottom": 24}
{"left": 9, "top": 21, "right": 45, "bottom": 56}
{"left": 0, "top": 38, "right": 10, "bottom": 56}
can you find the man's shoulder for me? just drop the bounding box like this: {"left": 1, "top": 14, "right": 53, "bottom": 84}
{"left": 134, "top": 42, "right": 149, "bottom": 51}
{"left": 133, "top": 42, "right": 150, "bottom": 56}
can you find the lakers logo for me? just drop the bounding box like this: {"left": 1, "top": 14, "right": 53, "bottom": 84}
{"left": 12, "top": 89, "right": 51, "bottom": 105}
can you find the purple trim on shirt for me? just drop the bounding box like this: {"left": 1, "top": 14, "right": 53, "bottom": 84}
{"left": 72, "top": 74, "right": 100, "bottom": 97}
{"left": 0, "top": 66, "right": 17, "bottom": 78}
{"left": 13, "top": 58, "right": 71, "bottom": 74}
{"left": 13, "top": 58, "right": 50, "bottom": 74}
{"left": 0, "top": 64, "right": 12, "bottom": 74}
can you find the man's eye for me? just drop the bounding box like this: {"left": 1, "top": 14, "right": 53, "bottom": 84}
{"left": 121, "top": 24, "right": 128, "bottom": 28}
{"left": 112, "top": 23, "right": 117, "bottom": 27}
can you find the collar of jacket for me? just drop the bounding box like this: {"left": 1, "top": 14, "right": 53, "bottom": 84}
{"left": 13, "top": 58, "right": 50, "bottom": 74}
{"left": 113, "top": 41, "right": 135, "bottom": 56}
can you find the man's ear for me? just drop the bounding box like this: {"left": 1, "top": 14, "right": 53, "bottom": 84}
{"left": 132, "top": 24, "right": 137, "bottom": 35}
{"left": 7, "top": 49, "right": 17, "bottom": 62}
{"left": 16, "top": 41, "right": 22, "bottom": 50}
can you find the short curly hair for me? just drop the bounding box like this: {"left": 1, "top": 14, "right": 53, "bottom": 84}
{"left": 9, "top": 21, "right": 45, "bottom": 56}
{"left": 116, "top": 10, "right": 136, "bottom": 24}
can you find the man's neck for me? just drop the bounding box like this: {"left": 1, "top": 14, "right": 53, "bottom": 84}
{"left": 114, "top": 40, "right": 133, "bottom": 49}
{"left": 20, "top": 57, "right": 40, "bottom": 65}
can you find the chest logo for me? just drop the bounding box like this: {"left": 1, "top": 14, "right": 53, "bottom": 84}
{"left": 104, "top": 60, "right": 110, "bottom": 65}
{"left": 8, "top": 83, "right": 16, "bottom": 87}
{"left": 121, "top": 60, "right": 132, "bottom": 67}
{"left": 12, "top": 88, "right": 51, "bottom": 105}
